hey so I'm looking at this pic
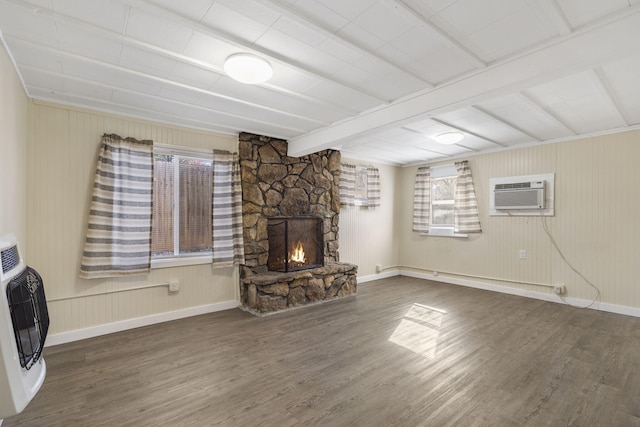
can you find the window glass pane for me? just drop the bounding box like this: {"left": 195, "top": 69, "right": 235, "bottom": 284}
{"left": 152, "top": 154, "right": 174, "bottom": 256}
{"left": 178, "top": 158, "right": 212, "bottom": 254}
{"left": 432, "top": 177, "right": 456, "bottom": 201}
{"left": 354, "top": 167, "right": 368, "bottom": 204}
{"left": 432, "top": 205, "right": 454, "bottom": 225}
{"left": 431, "top": 176, "right": 456, "bottom": 226}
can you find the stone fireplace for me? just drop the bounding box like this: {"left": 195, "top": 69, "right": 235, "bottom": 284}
{"left": 239, "top": 133, "right": 357, "bottom": 314}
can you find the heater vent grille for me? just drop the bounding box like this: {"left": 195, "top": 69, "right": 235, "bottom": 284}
{"left": 6, "top": 267, "right": 49, "bottom": 370}
{"left": 1, "top": 246, "right": 19, "bottom": 273}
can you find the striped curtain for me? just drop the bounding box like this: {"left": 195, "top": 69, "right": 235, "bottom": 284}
{"left": 367, "top": 167, "right": 381, "bottom": 208}
{"left": 454, "top": 161, "right": 482, "bottom": 233}
{"left": 339, "top": 163, "right": 356, "bottom": 206}
{"left": 412, "top": 166, "right": 431, "bottom": 233}
{"left": 80, "top": 134, "right": 153, "bottom": 279}
{"left": 211, "top": 150, "right": 245, "bottom": 268}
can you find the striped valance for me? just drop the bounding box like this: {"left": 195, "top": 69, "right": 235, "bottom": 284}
{"left": 80, "top": 134, "right": 153, "bottom": 279}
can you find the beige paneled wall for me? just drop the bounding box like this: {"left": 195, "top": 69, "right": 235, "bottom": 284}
{"left": 553, "top": 133, "right": 640, "bottom": 305}
{"left": 15, "top": 77, "right": 640, "bottom": 337}
{"left": 0, "top": 43, "right": 28, "bottom": 246}
{"left": 27, "top": 101, "right": 239, "bottom": 336}
{"left": 339, "top": 159, "right": 401, "bottom": 277}
{"left": 398, "top": 131, "right": 640, "bottom": 309}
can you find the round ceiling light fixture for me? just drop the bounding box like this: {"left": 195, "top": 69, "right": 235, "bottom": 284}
{"left": 224, "top": 53, "right": 273, "bottom": 84}
{"left": 433, "top": 131, "right": 465, "bottom": 145}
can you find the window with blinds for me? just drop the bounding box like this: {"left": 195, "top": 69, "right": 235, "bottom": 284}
{"left": 151, "top": 149, "right": 213, "bottom": 259}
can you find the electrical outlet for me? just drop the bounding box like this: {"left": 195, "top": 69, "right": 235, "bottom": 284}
{"left": 519, "top": 250, "right": 527, "bottom": 260}
{"left": 169, "top": 281, "right": 180, "bottom": 293}
{"left": 553, "top": 285, "right": 566, "bottom": 295}
{"left": 375, "top": 264, "right": 382, "bottom": 273}
{"left": 433, "top": 271, "right": 438, "bottom": 277}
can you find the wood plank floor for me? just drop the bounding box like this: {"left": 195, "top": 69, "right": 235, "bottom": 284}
{"left": 5, "top": 276, "right": 640, "bottom": 426}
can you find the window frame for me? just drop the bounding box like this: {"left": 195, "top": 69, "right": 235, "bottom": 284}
{"left": 429, "top": 164, "right": 467, "bottom": 238}
{"left": 150, "top": 144, "right": 213, "bottom": 269}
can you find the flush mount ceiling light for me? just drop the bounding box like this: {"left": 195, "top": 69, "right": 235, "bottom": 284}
{"left": 433, "top": 131, "right": 465, "bottom": 145}
{"left": 224, "top": 53, "right": 273, "bottom": 84}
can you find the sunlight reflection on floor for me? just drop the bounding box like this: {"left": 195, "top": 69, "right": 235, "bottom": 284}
{"left": 388, "top": 304, "right": 447, "bottom": 359}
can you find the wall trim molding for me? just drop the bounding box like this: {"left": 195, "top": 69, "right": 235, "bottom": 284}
{"left": 396, "top": 269, "right": 640, "bottom": 318}
{"left": 47, "top": 267, "right": 640, "bottom": 347}
{"left": 45, "top": 300, "right": 239, "bottom": 347}
{"left": 358, "top": 270, "right": 400, "bottom": 283}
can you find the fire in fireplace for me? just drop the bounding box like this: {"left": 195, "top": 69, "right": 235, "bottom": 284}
{"left": 267, "top": 217, "right": 324, "bottom": 272}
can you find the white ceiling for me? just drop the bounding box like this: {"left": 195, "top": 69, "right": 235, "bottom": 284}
{"left": 2, "top": 0, "right": 640, "bottom": 166}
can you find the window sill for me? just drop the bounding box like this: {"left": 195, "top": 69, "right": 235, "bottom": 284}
{"left": 424, "top": 227, "right": 467, "bottom": 238}
{"left": 151, "top": 254, "right": 212, "bottom": 269}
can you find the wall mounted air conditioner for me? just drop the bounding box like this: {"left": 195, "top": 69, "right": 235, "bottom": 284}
{"left": 494, "top": 181, "right": 545, "bottom": 210}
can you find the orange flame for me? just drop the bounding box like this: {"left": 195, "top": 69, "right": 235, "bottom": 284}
{"left": 290, "top": 241, "right": 306, "bottom": 263}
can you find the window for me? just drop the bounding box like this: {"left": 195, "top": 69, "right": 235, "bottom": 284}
{"left": 81, "top": 136, "right": 243, "bottom": 278}
{"left": 413, "top": 161, "right": 481, "bottom": 237}
{"left": 431, "top": 176, "right": 455, "bottom": 226}
{"left": 428, "top": 164, "right": 465, "bottom": 237}
{"left": 354, "top": 166, "right": 369, "bottom": 206}
{"left": 340, "top": 163, "right": 381, "bottom": 207}
{"left": 151, "top": 146, "right": 213, "bottom": 267}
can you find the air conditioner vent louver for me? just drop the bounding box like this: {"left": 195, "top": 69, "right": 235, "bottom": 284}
{"left": 1, "top": 246, "right": 19, "bottom": 273}
{"left": 494, "top": 181, "right": 545, "bottom": 210}
{"left": 495, "top": 182, "right": 534, "bottom": 190}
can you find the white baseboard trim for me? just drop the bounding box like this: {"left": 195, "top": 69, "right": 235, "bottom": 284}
{"left": 398, "top": 269, "right": 640, "bottom": 318}
{"left": 357, "top": 270, "right": 401, "bottom": 283}
{"left": 46, "top": 268, "right": 640, "bottom": 347}
{"left": 46, "top": 300, "right": 239, "bottom": 347}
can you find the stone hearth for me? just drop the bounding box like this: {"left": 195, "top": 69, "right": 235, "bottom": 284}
{"left": 239, "top": 132, "right": 357, "bottom": 314}
{"left": 242, "top": 263, "right": 357, "bottom": 314}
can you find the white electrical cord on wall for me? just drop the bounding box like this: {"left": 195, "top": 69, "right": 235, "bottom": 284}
{"left": 540, "top": 214, "right": 601, "bottom": 309}
{"left": 384, "top": 209, "right": 602, "bottom": 309}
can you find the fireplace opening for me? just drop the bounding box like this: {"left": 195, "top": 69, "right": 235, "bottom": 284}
{"left": 267, "top": 217, "right": 324, "bottom": 272}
